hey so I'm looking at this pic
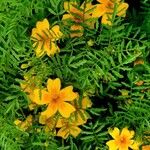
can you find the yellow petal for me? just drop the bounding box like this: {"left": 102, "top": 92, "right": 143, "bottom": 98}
{"left": 58, "top": 102, "right": 75, "bottom": 118}
{"left": 56, "top": 118, "right": 65, "bottom": 128}
{"left": 46, "top": 41, "right": 60, "bottom": 56}
{"left": 101, "top": 13, "right": 112, "bottom": 25}
{"left": 121, "top": 128, "right": 135, "bottom": 140}
{"left": 64, "top": 1, "right": 77, "bottom": 12}
{"left": 62, "top": 14, "right": 73, "bottom": 20}
{"left": 14, "top": 119, "right": 22, "bottom": 126}
{"left": 41, "top": 103, "right": 58, "bottom": 118}
{"left": 31, "top": 89, "right": 51, "bottom": 105}
{"left": 57, "top": 127, "right": 69, "bottom": 139}
{"left": 129, "top": 141, "right": 141, "bottom": 150}
{"left": 50, "top": 25, "right": 63, "bottom": 40}
{"left": 70, "top": 25, "right": 84, "bottom": 38}
{"left": 70, "top": 126, "right": 81, "bottom": 138}
{"left": 36, "top": 18, "right": 49, "bottom": 31}
{"left": 59, "top": 86, "right": 77, "bottom": 102}
{"left": 92, "top": 4, "right": 106, "bottom": 18}
{"left": 108, "top": 127, "right": 120, "bottom": 139}
{"left": 39, "top": 114, "right": 48, "bottom": 124}
{"left": 33, "top": 41, "right": 45, "bottom": 57}
{"left": 106, "top": 140, "right": 118, "bottom": 150}
{"left": 117, "top": 3, "right": 129, "bottom": 17}
{"left": 82, "top": 97, "right": 92, "bottom": 109}
{"left": 47, "top": 78, "right": 61, "bottom": 96}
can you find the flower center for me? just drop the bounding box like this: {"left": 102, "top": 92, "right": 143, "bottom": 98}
{"left": 120, "top": 136, "right": 126, "bottom": 144}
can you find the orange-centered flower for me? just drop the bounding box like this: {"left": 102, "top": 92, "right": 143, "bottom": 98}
{"left": 31, "top": 18, "right": 62, "bottom": 57}
{"left": 63, "top": 1, "right": 95, "bottom": 37}
{"left": 92, "top": 0, "right": 128, "bottom": 25}
{"left": 31, "top": 78, "right": 77, "bottom": 118}
{"left": 106, "top": 127, "right": 138, "bottom": 150}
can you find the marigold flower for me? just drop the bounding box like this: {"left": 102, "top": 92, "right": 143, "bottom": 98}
{"left": 92, "top": 0, "right": 128, "bottom": 25}
{"left": 14, "top": 115, "right": 33, "bottom": 131}
{"left": 31, "top": 18, "right": 62, "bottom": 57}
{"left": 31, "top": 78, "right": 77, "bottom": 118}
{"left": 63, "top": 1, "right": 95, "bottom": 37}
{"left": 56, "top": 118, "right": 81, "bottom": 139}
{"left": 106, "top": 127, "right": 138, "bottom": 150}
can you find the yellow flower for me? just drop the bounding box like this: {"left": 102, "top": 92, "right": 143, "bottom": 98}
{"left": 14, "top": 115, "right": 33, "bottom": 131}
{"left": 106, "top": 127, "right": 138, "bottom": 150}
{"left": 31, "top": 78, "right": 77, "bottom": 118}
{"left": 56, "top": 118, "right": 81, "bottom": 139}
{"left": 63, "top": 1, "right": 95, "bottom": 37}
{"left": 31, "top": 18, "right": 62, "bottom": 57}
{"left": 142, "top": 145, "right": 150, "bottom": 150}
{"left": 92, "top": 0, "right": 128, "bottom": 25}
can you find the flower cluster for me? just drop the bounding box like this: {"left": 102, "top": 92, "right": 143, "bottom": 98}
{"left": 15, "top": 78, "right": 92, "bottom": 139}
{"left": 31, "top": 0, "right": 128, "bottom": 57}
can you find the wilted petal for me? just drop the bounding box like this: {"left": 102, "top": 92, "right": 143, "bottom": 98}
{"left": 57, "top": 127, "right": 69, "bottom": 139}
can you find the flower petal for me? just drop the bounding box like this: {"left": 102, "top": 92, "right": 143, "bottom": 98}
{"left": 47, "top": 78, "right": 61, "bottom": 96}
{"left": 64, "top": 1, "right": 77, "bottom": 12}
{"left": 62, "top": 14, "right": 73, "bottom": 20}
{"left": 82, "top": 97, "right": 92, "bottom": 109}
{"left": 108, "top": 127, "right": 120, "bottom": 139}
{"left": 92, "top": 4, "right": 106, "bottom": 18}
{"left": 36, "top": 18, "right": 49, "bottom": 30}
{"left": 121, "top": 128, "right": 135, "bottom": 140}
{"left": 70, "top": 25, "right": 84, "bottom": 37}
{"left": 59, "top": 86, "right": 77, "bottom": 102}
{"left": 41, "top": 103, "right": 58, "bottom": 118}
{"left": 117, "top": 3, "right": 129, "bottom": 17}
{"left": 101, "top": 13, "right": 112, "bottom": 25}
{"left": 106, "top": 140, "right": 118, "bottom": 150}
{"left": 50, "top": 25, "right": 62, "bottom": 40}
{"left": 57, "top": 127, "right": 69, "bottom": 139}
{"left": 46, "top": 41, "right": 60, "bottom": 56}
{"left": 70, "top": 126, "right": 81, "bottom": 138}
{"left": 58, "top": 102, "right": 75, "bottom": 118}
{"left": 30, "top": 89, "right": 51, "bottom": 105}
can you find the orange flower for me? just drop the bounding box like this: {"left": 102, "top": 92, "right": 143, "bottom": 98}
{"left": 31, "top": 18, "right": 62, "bottom": 57}
{"left": 106, "top": 127, "right": 138, "bottom": 150}
{"left": 31, "top": 78, "right": 77, "bottom": 118}
{"left": 92, "top": 0, "right": 128, "bottom": 25}
{"left": 56, "top": 118, "right": 81, "bottom": 139}
{"left": 63, "top": 1, "right": 95, "bottom": 37}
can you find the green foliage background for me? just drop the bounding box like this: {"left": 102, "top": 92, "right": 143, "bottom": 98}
{"left": 0, "top": 0, "right": 150, "bottom": 149}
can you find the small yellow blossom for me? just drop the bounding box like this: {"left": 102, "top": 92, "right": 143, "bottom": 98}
{"left": 31, "top": 78, "right": 77, "bottom": 118}
{"left": 31, "top": 18, "right": 62, "bottom": 57}
{"left": 56, "top": 118, "right": 81, "bottom": 139}
{"left": 142, "top": 145, "right": 150, "bottom": 150}
{"left": 106, "top": 127, "right": 138, "bottom": 150}
{"left": 92, "top": 0, "right": 128, "bottom": 25}
{"left": 63, "top": 1, "right": 95, "bottom": 37}
{"left": 14, "top": 115, "right": 33, "bottom": 131}
{"left": 87, "top": 39, "right": 94, "bottom": 46}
